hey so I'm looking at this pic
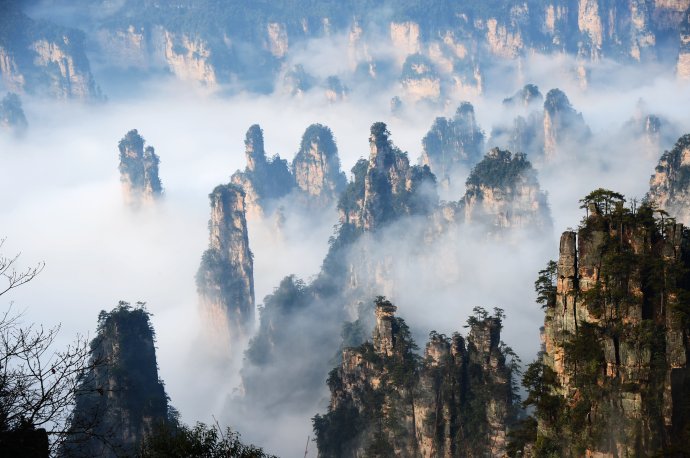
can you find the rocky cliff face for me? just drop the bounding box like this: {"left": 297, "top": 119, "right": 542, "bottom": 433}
{"left": 419, "top": 102, "right": 485, "bottom": 184}
{"left": 677, "top": 6, "right": 690, "bottom": 78}
{"left": 400, "top": 54, "right": 442, "bottom": 103}
{"left": 313, "top": 298, "right": 516, "bottom": 457}
{"left": 502, "top": 83, "right": 543, "bottom": 108}
{"left": 292, "top": 124, "right": 347, "bottom": 208}
{"left": 238, "top": 122, "right": 438, "bottom": 418}
{"left": 230, "top": 124, "right": 294, "bottom": 218}
{"left": 622, "top": 101, "right": 679, "bottom": 156}
{"left": 522, "top": 193, "right": 690, "bottom": 456}
{"left": 341, "top": 122, "right": 438, "bottom": 231}
{"left": 118, "top": 129, "right": 162, "bottom": 209}
{"left": 649, "top": 134, "right": 690, "bottom": 225}
{"left": 39, "top": 0, "right": 688, "bottom": 96}
{"left": 0, "top": 4, "right": 100, "bottom": 99}
{"left": 61, "top": 303, "right": 171, "bottom": 458}
{"left": 489, "top": 85, "right": 590, "bottom": 162}
{"left": 0, "top": 92, "right": 27, "bottom": 135}
{"left": 461, "top": 147, "right": 551, "bottom": 232}
{"left": 543, "top": 88, "right": 590, "bottom": 161}
{"left": 196, "top": 184, "right": 255, "bottom": 348}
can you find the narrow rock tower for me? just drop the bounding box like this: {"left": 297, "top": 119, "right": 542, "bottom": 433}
{"left": 61, "top": 303, "right": 170, "bottom": 457}
{"left": 196, "top": 184, "right": 255, "bottom": 348}
{"left": 118, "top": 129, "right": 162, "bottom": 208}
{"left": 292, "top": 123, "right": 347, "bottom": 208}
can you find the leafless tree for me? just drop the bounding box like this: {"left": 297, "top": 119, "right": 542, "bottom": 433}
{"left": 0, "top": 237, "right": 44, "bottom": 297}
{"left": 0, "top": 239, "right": 106, "bottom": 455}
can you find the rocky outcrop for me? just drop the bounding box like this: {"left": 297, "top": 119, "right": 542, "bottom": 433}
{"left": 399, "top": 54, "right": 441, "bottom": 103}
{"left": 543, "top": 88, "right": 590, "bottom": 161}
{"left": 313, "top": 298, "right": 516, "bottom": 457}
{"left": 0, "top": 92, "right": 27, "bottom": 135}
{"left": 502, "top": 83, "right": 543, "bottom": 108}
{"left": 231, "top": 125, "right": 294, "bottom": 218}
{"left": 325, "top": 76, "right": 347, "bottom": 102}
{"left": 238, "top": 122, "right": 438, "bottom": 419}
{"left": 419, "top": 102, "right": 485, "bottom": 182}
{"left": 292, "top": 124, "right": 347, "bottom": 208}
{"left": 19, "top": 1, "right": 690, "bottom": 96}
{"left": 118, "top": 130, "right": 162, "bottom": 208}
{"left": 461, "top": 147, "right": 551, "bottom": 231}
{"left": 622, "top": 101, "right": 679, "bottom": 154}
{"left": 282, "top": 64, "right": 315, "bottom": 96}
{"left": 196, "top": 184, "right": 255, "bottom": 348}
{"left": 677, "top": 6, "right": 690, "bottom": 78}
{"left": 341, "top": 122, "right": 438, "bottom": 231}
{"left": 524, "top": 192, "right": 690, "bottom": 455}
{"left": 649, "top": 134, "right": 690, "bottom": 224}
{"left": 61, "top": 303, "right": 171, "bottom": 458}
{"left": 489, "top": 85, "right": 590, "bottom": 161}
{"left": 0, "top": 3, "right": 100, "bottom": 99}
{"left": 506, "top": 112, "right": 545, "bottom": 158}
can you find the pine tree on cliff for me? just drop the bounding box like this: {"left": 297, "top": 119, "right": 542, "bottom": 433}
{"left": 508, "top": 190, "right": 690, "bottom": 456}
{"left": 313, "top": 297, "right": 518, "bottom": 457}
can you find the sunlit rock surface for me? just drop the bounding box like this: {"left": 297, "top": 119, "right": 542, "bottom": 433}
{"left": 461, "top": 147, "right": 551, "bottom": 232}
{"left": 231, "top": 124, "right": 294, "bottom": 218}
{"left": 196, "top": 184, "right": 255, "bottom": 349}
{"left": 118, "top": 129, "right": 163, "bottom": 209}
{"left": 0, "top": 3, "right": 100, "bottom": 99}
{"left": 292, "top": 123, "right": 347, "bottom": 208}
{"left": 534, "top": 199, "right": 690, "bottom": 455}
{"left": 649, "top": 134, "right": 690, "bottom": 224}
{"left": 314, "top": 298, "right": 516, "bottom": 457}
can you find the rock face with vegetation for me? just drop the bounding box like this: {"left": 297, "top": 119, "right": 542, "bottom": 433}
{"left": 399, "top": 53, "right": 442, "bottom": 103}
{"left": 291, "top": 123, "right": 347, "bottom": 208}
{"left": 509, "top": 189, "right": 690, "bottom": 456}
{"left": 313, "top": 298, "right": 517, "bottom": 457}
{"left": 677, "top": 5, "right": 690, "bottom": 79}
{"left": 0, "top": 92, "right": 27, "bottom": 134}
{"left": 63, "top": 0, "right": 690, "bottom": 93}
{"left": 622, "top": 103, "right": 679, "bottom": 153}
{"left": 461, "top": 147, "right": 551, "bottom": 231}
{"left": 118, "top": 129, "right": 162, "bottom": 208}
{"left": 342, "top": 122, "right": 437, "bottom": 231}
{"left": 0, "top": 3, "right": 100, "bottom": 99}
{"left": 490, "top": 85, "right": 589, "bottom": 162}
{"left": 231, "top": 124, "right": 294, "bottom": 218}
{"left": 239, "top": 122, "right": 437, "bottom": 418}
{"left": 5, "top": 1, "right": 690, "bottom": 97}
{"left": 61, "top": 303, "right": 171, "bottom": 458}
{"left": 196, "top": 184, "right": 254, "bottom": 348}
{"left": 502, "top": 84, "right": 543, "bottom": 108}
{"left": 649, "top": 134, "right": 690, "bottom": 224}
{"left": 419, "top": 102, "right": 485, "bottom": 184}
{"left": 542, "top": 88, "right": 590, "bottom": 160}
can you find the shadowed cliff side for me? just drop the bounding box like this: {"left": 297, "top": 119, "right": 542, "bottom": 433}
{"left": 196, "top": 184, "right": 255, "bottom": 350}
{"left": 509, "top": 189, "right": 690, "bottom": 456}
{"left": 313, "top": 297, "right": 518, "bottom": 457}
{"left": 60, "top": 303, "right": 171, "bottom": 458}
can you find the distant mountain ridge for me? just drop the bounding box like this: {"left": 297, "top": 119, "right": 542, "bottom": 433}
{"left": 5, "top": 0, "right": 690, "bottom": 97}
